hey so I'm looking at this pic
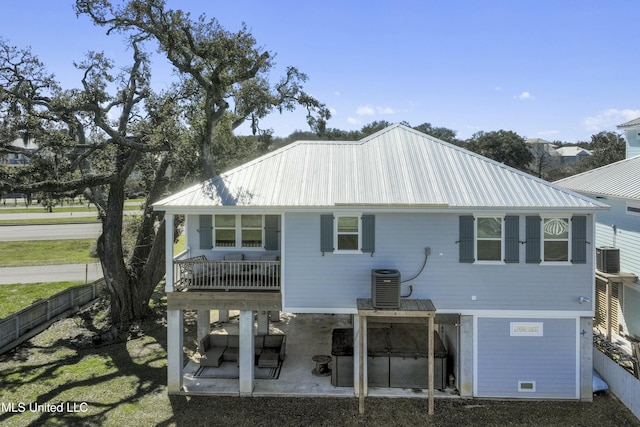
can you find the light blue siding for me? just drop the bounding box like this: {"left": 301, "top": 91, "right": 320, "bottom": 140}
{"left": 624, "top": 286, "right": 640, "bottom": 339}
{"left": 283, "top": 212, "right": 595, "bottom": 312}
{"left": 593, "top": 197, "right": 640, "bottom": 340}
{"left": 624, "top": 129, "right": 640, "bottom": 158}
{"left": 594, "top": 197, "right": 640, "bottom": 278}
{"left": 476, "top": 317, "right": 577, "bottom": 399}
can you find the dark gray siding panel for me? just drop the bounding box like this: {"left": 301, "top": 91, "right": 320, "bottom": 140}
{"left": 264, "top": 215, "right": 280, "bottom": 250}
{"left": 199, "top": 215, "right": 213, "bottom": 250}
{"left": 476, "top": 317, "right": 577, "bottom": 399}
{"left": 526, "top": 216, "right": 541, "bottom": 263}
{"left": 504, "top": 215, "right": 520, "bottom": 263}
{"left": 571, "top": 215, "right": 587, "bottom": 264}
{"left": 361, "top": 214, "right": 375, "bottom": 254}
{"left": 320, "top": 214, "right": 334, "bottom": 254}
{"left": 459, "top": 216, "right": 475, "bottom": 263}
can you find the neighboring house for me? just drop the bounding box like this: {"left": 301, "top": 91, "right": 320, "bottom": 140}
{"left": 556, "top": 155, "right": 640, "bottom": 343}
{"left": 0, "top": 138, "right": 35, "bottom": 167}
{"left": 554, "top": 146, "right": 591, "bottom": 164}
{"left": 525, "top": 137, "right": 557, "bottom": 155}
{"left": 154, "top": 124, "right": 606, "bottom": 401}
{"left": 618, "top": 117, "right": 640, "bottom": 158}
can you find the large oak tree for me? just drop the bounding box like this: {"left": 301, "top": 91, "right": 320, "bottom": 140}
{"left": 0, "top": 1, "right": 329, "bottom": 335}
{"left": 76, "top": 0, "right": 330, "bottom": 179}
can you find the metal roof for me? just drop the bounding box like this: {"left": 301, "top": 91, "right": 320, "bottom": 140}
{"left": 554, "top": 146, "right": 591, "bottom": 157}
{"left": 154, "top": 124, "right": 607, "bottom": 211}
{"left": 617, "top": 117, "right": 640, "bottom": 128}
{"left": 555, "top": 155, "right": 640, "bottom": 200}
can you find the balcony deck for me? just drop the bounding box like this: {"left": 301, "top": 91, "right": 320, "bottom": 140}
{"left": 173, "top": 257, "right": 280, "bottom": 292}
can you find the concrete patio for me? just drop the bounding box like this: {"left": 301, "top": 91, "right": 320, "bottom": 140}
{"left": 180, "top": 312, "right": 459, "bottom": 400}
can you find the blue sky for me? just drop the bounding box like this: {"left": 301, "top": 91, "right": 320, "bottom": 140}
{"left": 1, "top": 0, "right": 639, "bottom": 142}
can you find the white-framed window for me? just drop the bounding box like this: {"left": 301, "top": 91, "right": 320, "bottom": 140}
{"left": 542, "top": 216, "right": 570, "bottom": 262}
{"left": 475, "top": 216, "right": 503, "bottom": 262}
{"left": 335, "top": 215, "right": 361, "bottom": 252}
{"left": 241, "top": 215, "right": 263, "bottom": 248}
{"left": 214, "top": 214, "right": 236, "bottom": 247}
{"left": 214, "top": 214, "right": 263, "bottom": 249}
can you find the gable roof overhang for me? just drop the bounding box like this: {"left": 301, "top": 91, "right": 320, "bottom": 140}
{"left": 155, "top": 125, "right": 608, "bottom": 215}
{"left": 555, "top": 155, "right": 640, "bottom": 201}
{"left": 617, "top": 117, "right": 640, "bottom": 129}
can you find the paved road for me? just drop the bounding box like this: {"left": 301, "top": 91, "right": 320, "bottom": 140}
{"left": 0, "top": 263, "right": 102, "bottom": 284}
{"left": 0, "top": 211, "right": 99, "bottom": 220}
{"left": 0, "top": 212, "right": 104, "bottom": 282}
{"left": 0, "top": 223, "right": 102, "bottom": 241}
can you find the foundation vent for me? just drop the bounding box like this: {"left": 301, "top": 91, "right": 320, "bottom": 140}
{"left": 518, "top": 381, "right": 536, "bottom": 392}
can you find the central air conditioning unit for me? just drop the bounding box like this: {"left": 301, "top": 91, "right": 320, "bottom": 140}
{"left": 371, "top": 269, "right": 401, "bottom": 309}
{"left": 596, "top": 246, "right": 620, "bottom": 274}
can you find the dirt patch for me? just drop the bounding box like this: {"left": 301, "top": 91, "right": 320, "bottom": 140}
{"left": 0, "top": 301, "right": 638, "bottom": 426}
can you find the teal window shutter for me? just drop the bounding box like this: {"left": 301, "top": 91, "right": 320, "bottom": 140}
{"left": 526, "top": 216, "right": 541, "bottom": 263}
{"left": 320, "top": 215, "right": 334, "bottom": 254}
{"left": 199, "top": 215, "right": 213, "bottom": 249}
{"left": 361, "top": 215, "right": 375, "bottom": 254}
{"left": 504, "top": 215, "right": 519, "bottom": 263}
{"left": 264, "top": 215, "right": 279, "bottom": 250}
{"left": 571, "top": 215, "right": 587, "bottom": 264}
{"left": 459, "top": 216, "right": 474, "bottom": 263}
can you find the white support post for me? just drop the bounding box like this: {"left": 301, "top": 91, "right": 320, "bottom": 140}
{"left": 459, "top": 315, "right": 474, "bottom": 397}
{"left": 197, "top": 310, "right": 211, "bottom": 342}
{"left": 164, "top": 213, "right": 174, "bottom": 293}
{"left": 167, "top": 309, "right": 184, "bottom": 394}
{"left": 257, "top": 311, "right": 269, "bottom": 335}
{"left": 218, "top": 310, "right": 230, "bottom": 323}
{"left": 356, "top": 314, "right": 367, "bottom": 411}
{"left": 239, "top": 310, "right": 255, "bottom": 396}
{"left": 579, "top": 317, "right": 594, "bottom": 401}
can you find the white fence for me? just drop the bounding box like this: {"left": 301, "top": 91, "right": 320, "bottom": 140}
{"left": 593, "top": 348, "right": 640, "bottom": 420}
{"left": 0, "top": 279, "right": 105, "bottom": 355}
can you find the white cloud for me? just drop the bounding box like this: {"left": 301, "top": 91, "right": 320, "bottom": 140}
{"left": 582, "top": 108, "right": 640, "bottom": 131}
{"left": 515, "top": 91, "right": 533, "bottom": 100}
{"left": 355, "top": 105, "right": 396, "bottom": 116}
{"left": 334, "top": 91, "right": 341, "bottom": 97}
{"left": 356, "top": 105, "right": 375, "bottom": 116}
{"left": 347, "top": 117, "right": 360, "bottom": 125}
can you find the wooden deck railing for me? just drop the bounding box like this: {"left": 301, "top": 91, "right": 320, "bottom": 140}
{"left": 173, "top": 257, "right": 280, "bottom": 292}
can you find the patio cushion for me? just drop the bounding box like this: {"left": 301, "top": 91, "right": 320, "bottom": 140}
{"left": 253, "top": 254, "right": 280, "bottom": 277}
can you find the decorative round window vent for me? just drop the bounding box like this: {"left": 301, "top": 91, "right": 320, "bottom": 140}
{"left": 544, "top": 218, "right": 568, "bottom": 236}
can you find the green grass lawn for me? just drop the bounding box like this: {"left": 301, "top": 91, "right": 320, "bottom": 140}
{"left": 0, "top": 239, "right": 97, "bottom": 267}
{"left": 0, "top": 281, "right": 83, "bottom": 319}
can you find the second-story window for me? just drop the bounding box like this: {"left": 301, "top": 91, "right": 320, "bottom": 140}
{"left": 336, "top": 216, "right": 360, "bottom": 251}
{"left": 241, "top": 215, "right": 263, "bottom": 248}
{"left": 214, "top": 215, "right": 236, "bottom": 247}
{"left": 542, "top": 217, "right": 569, "bottom": 262}
{"left": 214, "top": 214, "right": 264, "bottom": 249}
{"left": 476, "top": 217, "right": 503, "bottom": 262}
